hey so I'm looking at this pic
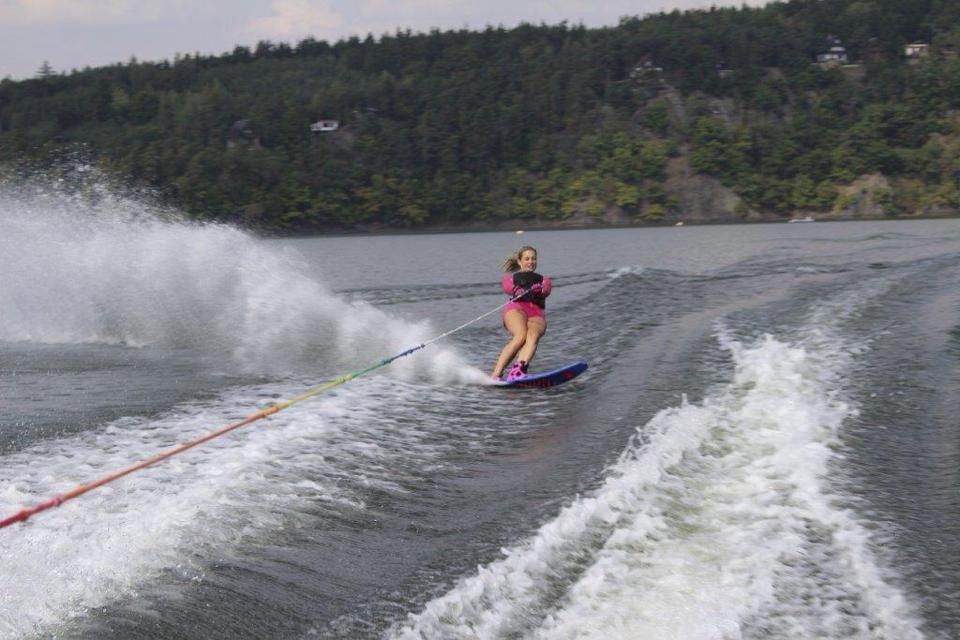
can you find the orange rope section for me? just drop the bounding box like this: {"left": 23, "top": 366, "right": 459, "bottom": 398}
{"left": 0, "top": 404, "right": 281, "bottom": 529}
{"left": 0, "top": 367, "right": 372, "bottom": 530}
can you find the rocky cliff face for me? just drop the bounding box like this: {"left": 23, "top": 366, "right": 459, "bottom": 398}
{"left": 663, "top": 153, "right": 753, "bottom": 224}
{"left": 828, "top": 173, "right": 895, "bottom": 219}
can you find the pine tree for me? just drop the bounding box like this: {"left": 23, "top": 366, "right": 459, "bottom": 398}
{"left": 36, "top": 60, "right": 56, "bottom": 79}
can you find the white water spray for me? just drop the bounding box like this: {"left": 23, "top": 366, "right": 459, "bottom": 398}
{"left": 0, "top": 176, "right": 476, "bottom": 381}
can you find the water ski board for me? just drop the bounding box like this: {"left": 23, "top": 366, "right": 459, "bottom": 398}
{"left": 492, "top": 361, "right": 588, "bottom": 388}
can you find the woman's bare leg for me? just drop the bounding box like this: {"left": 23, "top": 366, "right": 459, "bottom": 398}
{"left": 491, "top": 310, "right": 528, "bottom": 378}
{"left": 516, "top": 316, "right": 546, "bottom": 367}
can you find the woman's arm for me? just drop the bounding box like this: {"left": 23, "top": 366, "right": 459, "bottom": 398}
{"left": 501, "top": 273, "right": 516, "bottom": 295}
{"left": 538, "top": 276, "right": 552, "bottom": 297}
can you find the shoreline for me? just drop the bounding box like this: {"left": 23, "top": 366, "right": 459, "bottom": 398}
{"left": 259, "top": 211, "right": 960, "bottom": 239}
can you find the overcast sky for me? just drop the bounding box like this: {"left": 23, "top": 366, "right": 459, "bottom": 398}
{"left": 1, "top": 0, "right": 773, "bottom": 80}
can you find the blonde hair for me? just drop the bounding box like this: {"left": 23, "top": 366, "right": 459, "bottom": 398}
{"left": 503, "top": 246, "right": 537, "bottom": 272}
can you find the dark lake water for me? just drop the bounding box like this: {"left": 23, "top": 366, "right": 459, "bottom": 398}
{"left": 2, "top": 193, "right": 958, "bottom": 639}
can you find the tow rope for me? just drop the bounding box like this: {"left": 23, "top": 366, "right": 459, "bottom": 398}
{"left": 0, "top": 288, "right": 528, "bottom": 530}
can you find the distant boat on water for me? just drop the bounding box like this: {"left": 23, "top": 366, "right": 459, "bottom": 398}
{"left": 788, "top": 216, "right": 816, "bottom": 223}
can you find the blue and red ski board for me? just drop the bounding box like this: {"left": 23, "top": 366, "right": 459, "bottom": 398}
{"left": 491, "top": 361, "right": 588, "bottom": 388}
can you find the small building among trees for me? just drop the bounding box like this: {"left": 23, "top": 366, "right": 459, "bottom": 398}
{"left": 815, "top": 35, "right": 849, "bottom": 69}
{"left": 904, "top": 42, "right": 929, "bottom": 58}
{"left": 816, "top": 46, "right": 849, "bottom": 68}
{"left": 310, "top": 120, "right": 340, "bottom": 133}
{"left": 226, "top": 119, "right": 262, "bottom": 149}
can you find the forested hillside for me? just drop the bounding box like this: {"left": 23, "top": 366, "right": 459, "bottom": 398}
{"left": 2, "top": 0, "right": 959, "bottom": 231}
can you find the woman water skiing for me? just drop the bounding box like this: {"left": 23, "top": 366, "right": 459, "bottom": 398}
{"left": 491, "top": 246, "right": 553, "bottom": 381}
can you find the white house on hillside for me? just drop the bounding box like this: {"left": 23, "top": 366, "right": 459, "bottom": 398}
{"left": 816, "top": 45, "right": 849, "bottom": 68}
{"left": 905, "top": 42, "right": 929, "bottom": 58}
{"left": 310, "top": 120, "right": 340, "bottom": 133}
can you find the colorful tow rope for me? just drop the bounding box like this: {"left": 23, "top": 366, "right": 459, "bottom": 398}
{"left": 0, "top": 289, "right": 527, "bottom": 530}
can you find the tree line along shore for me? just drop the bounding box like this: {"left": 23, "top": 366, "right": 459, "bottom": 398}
{"left": 1, "top": 0, "right": 959, "bottom": 233}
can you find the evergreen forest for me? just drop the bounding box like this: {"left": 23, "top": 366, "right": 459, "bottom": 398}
{"left": 1, "top": 0, "right": 960, "bottom": 232}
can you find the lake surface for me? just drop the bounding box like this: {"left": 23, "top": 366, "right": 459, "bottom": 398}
{"left": 2, "top": 192, "right": 959, "bottom": 639}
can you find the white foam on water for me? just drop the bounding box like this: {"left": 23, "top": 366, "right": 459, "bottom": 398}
{"left": 0, "top": 179, "right": 480, "bottom": 383}
{"left": 390, "top": 326, "right": 923, "bottom": 639}
{"left": 0, "top": 373, "right": 480, "bottom": 637}
{"left": 610, "top": 266, "right": 646, "bottom": 277}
